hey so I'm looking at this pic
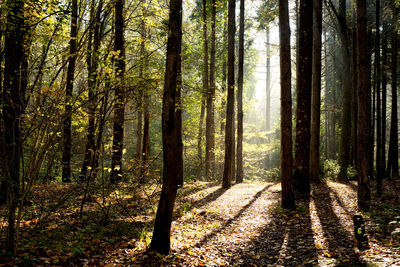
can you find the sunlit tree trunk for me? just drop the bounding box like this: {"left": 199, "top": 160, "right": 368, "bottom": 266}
{"left": 236, "top": 0, "right": 244, "bottom": 183}
{"left": 356, "top": 0, "right": 371, "bottom": 211}
{"left": 197, "top": 99, "right": 205, "bottom": 179}
{"left": 279, "top": 0, "right": 295, "bottom": 209}
{"left": 110, "top": 0, "right": 126, "bottom": 183}
{"left": 206, "top": 0, "right": 216, "bottom": 180}
{"left": 387, "top": 13, "right": 398, "bottom": 180}
{"left": 222, "top": 0, "right": 235, "bottom": 189}
{"left": 294, "top": 0, "right": 313, "bottom": 195}
{"left": 309, "top": 0, "right": 322, "bottom": 181}
{"left": 149, "top": 0, "right": 182, "bottom": 253}
{"left": 62, "top": 0, "right": 78, "bottom": 183}
{"left": 381, "top": 22, "right": 387, "bottom": 179}
{"left": 202, "top": 0, "right": 209, "bottom": 179}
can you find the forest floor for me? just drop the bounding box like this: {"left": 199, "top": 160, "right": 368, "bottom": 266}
{"left": 1, "top": 178, "right": 400, "bottom": 266}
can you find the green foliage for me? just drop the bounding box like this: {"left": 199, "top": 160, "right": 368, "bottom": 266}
{"left": 323, "top": 159, "right": 340, "bottom": 179}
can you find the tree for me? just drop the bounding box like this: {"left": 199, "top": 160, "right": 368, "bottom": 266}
{"left": 79, "top": 0, "right": 103, "bottom": 182}
{"left": 2, "top": 0, "right": 27, "bottom": 253}
{"left": 149, "top": 0, "right": 183, "bottom": 253}
{"left": 294, "top": 0, "right": 313, "bottom": 196}
{"left": 356, "top": 0, "right": 371, "bottom": 211}
{"left": 387, "top": 10, "right": 398, "bottom": 180}
{"left": 309, "top": 0, "right": 322, "bottom": 181}
{"left": 375, "top": 0, "right": 383, "bottom": 196}
{"left": 236, "top": 0, "right": 244, "bottom": 183}
{"left": 62, "top": 0, "right": 78, "bottom": 183}
{"left": 279, "top": 0, "right": 295, "bottom": 209}
{"left": 205, "top": 0, "right": 216, "bottom": 181}
{"left": 222, "top": 0, "right": 235, "bottom": 189}
{"left": 110, "top": 0, "right": 126, "bottom": 183}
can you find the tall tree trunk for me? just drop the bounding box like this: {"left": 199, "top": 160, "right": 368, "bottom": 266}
{"left": 266, "top": 26, "right": 271, "bottom": 131}
{"left": 222, "top": 0, "right": 235, "bottom": 189}
{"left": 206, "top": 0, "right": 216, "bottom": 180}
{"left": 279, "top": 0, "right": 295, "bottom": 209}
{"left": 220, "top": 20, "right": 227, "bottom": 135}
{"left": 294, "top": 0, "right": 313, "bottom": 195}
{"left": 140, "top": 1, "right": 150, "bottom": 181}
{"left": 356, "top": 0, "right": 371, "bottom": 211}
{"left": 136, "top": 100, "right": 143, "bottom": 161}
{"left": 149, "top": 0, "right": 182, "bottom": 253}
{"left": 80, "top": 0, "right": 103, "bottom": 181}
{"left": 381, "top": 22, "right": 387, "bottom": 179}
{"left": 202, "top": 0, "right": 209, "bottom": 180}
{"left": 309, "top": 0, "right": 322, "bottom": 181}
{"left": 351, "top": 7, "right": 358, "bottom": 167}
{"left": 62, "top": 0, "right": 78, "bottom": 183}
{"left": 336, "top": 0, "right": 352, "bottom": 180}
{"left": 387, "top": 14, "right": 398, "bottom": 180}
{"left": 197, "top": 99, "right": 205, "bottom": 179}
{"left": 375, "top": 0, "right": 382, "bottom": 196}
{"left": 2, "top": 0, "right": 26, "bottom": 253}
{"left": 324, "top": 29, "right": 329, "bottom": 159}
{"left": 110, "top": 0, "right": 126, "bottom": 183}
{"left": 236, "top": 0, "right": 244, "bottom": 183}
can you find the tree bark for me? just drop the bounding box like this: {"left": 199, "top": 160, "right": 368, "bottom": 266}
{"left": 294, "top": 0, "right": 313, "bottom": 196}
{"left": 206, "top": 0, "right": 216, "bottom": 180}
{"left": 80, "top": 0, "right": 102, "bottom": 182}
{"left": 222, "top": 0, "right": 235, "bottom": 189}
{"left": 309, "top": 0, "right": 322, "bottom": 181}
{"left": 62, "top": 0, "right": 78, "bottom": 183}
{"left": 140, "top": 1, "right": 150, "bottom": 181}
{"left": 356, "top": 0, "right": 371, "bottom": 211}
{"left": 110, "top": 0, "right": 126, "bottom": 183}
{"left": 279, "top": 0, "right": 295, "bottom": 209}
{"left": 375, "top": 0, "right": 382, "bottom": 196}
{"left": 336, "top": 0, "right": 352, "bottom": 180}
{"left": 387, "top": 14, "right": 398, "bottom": 180}
{"left": 381, "top": 22, "right": 387, "bottom": 179}
{"left": 202, "top": 0, "right": 209, "bottom": 180}
{"left": 236, "top": 0, "right": 244, "bottom": 183}
{"left": 149, "top": 0, "right": 182, "bottom": 253}
{"left": 2, "top": 0, "right": 26, "bottom": 253}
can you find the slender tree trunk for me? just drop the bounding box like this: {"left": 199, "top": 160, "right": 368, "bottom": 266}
{"left": 3, "top": 0, "right": 26, "bottom": 253}
{"left": 279, "top": 0, "right": 295, "bottom": 209}
{"left": 294, "top": 0, "right": 313, "bottom": 195}
{"left": 149, "top": 0, "right": 182, "bottom": 253}
{"left": 337, "top": 0, "right": 352, "bottom": 180}
{"left": 62, "top": 0, "right": 78, "bottom": 183}
{"left": 236, "top": 0, "right": 244, "bottom": 183}
{"left": 309, "top": 0, "right": 322, "bottom": 181}
{"left": 381, "top": 22, "right": 387, "bottom": 179}
{"left": 202, "top": 0, "right": 209, "bottom": 180}
{"left": 222, "top": 0, "right": 235, "bottom": 189}
{"left": 351, "top": 7, "right": 358, "bottom": 167}
{"left": 80, "top": 0, "right": 102, "bottom": 181}
{"left": 206, "top": 0, "right": 216, "bottom": 180}
{"left": 387, "top": 15, "right": 398, "bottom": 180}
{"left": 110, "top": 0, "right": 126, "bottom": 183}
{"left": 324, "top": 30, "right": 329, "bottom": 159}
{"left": 197, "top": 99, "right": 205, "bottom": 179}
{"left": 266, "top": 27, "right": 271, "bottom": 131}
{"left": 375, "top": 0, "right": 382, "bottom": 196}
{"left": 356, "top": 0, "right": 371, "bottom": 211}
{"left": 136, "top": 101, "right": 143, "bottom": 161}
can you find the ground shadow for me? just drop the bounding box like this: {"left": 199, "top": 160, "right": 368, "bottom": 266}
{"left": 229, "top": 197, "right": 318, "bottom": 266}
{"left": 313, "top": 181, "right": 364, "bottom": 264}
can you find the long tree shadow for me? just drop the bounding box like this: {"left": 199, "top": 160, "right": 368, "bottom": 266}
{"left": 229, "top": 197, "right": 318, "bottom": 266}
{"left": 178, "top": 183, "right": 275, "bottom": 254}
{"left": 313, "top": 181, "right": 364, "bottom": 264}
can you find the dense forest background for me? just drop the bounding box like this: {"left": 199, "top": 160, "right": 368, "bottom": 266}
{"left": 0, "top": 0, "right": 400, "bottom": 265}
